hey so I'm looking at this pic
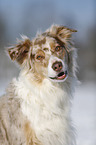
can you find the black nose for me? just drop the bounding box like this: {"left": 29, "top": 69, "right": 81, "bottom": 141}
{"left": 52, "top": 61, "right": 63, "bottom": 72}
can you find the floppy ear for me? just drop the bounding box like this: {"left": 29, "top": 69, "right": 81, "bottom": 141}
{"left": 7, "top": 36, "right": 32, "bottom": 65}
{"left": 50, "top": 25, "right": 77, "bottom": 41}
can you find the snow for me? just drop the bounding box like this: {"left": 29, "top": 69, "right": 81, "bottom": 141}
{"left": 72, "top": 82, "right": 96, "bottom": 145}
{"left": 0, "top": 79, "right": 96, "bottom": 145}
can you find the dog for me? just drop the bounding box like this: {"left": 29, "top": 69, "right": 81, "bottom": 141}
{"left": 0, "top": 25, "right": 77, "bottom": 145}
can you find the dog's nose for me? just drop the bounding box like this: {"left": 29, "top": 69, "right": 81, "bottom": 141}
{"left": 52, "top": 61, "right": 63, "bottom": 72}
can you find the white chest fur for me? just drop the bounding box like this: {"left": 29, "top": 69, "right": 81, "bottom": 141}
{"left": 13, "top": 75, "right": 75, "bottom": 145}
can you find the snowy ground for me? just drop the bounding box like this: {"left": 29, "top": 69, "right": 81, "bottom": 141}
{"left": 0, "top": 77, "right": 96, "bottom": 145}
{"left": 72, "top": 82, "right": 96, "bottom": 145}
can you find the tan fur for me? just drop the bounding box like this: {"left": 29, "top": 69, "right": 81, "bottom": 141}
{"left": 0, "top": 94, "right": 26, "bottom": 144}
{"left": 0, "top": 83, "right": 41, "bottom": 145}
{"left": 24, "top": 122, "right": 42, "bottom": 145}
{"left": 0, "top": 25, "right": 77, "bottom": 145}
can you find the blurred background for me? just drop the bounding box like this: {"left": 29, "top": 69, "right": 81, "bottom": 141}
{"left": 0, "top": 0, "right": 96, "bottom": 144}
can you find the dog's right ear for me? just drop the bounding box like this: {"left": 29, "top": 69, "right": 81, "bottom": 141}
{"left": 7, "top": 36, "right": 32, "bottom": 65}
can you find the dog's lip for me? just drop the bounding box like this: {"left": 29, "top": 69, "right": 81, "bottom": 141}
{"left": 57, "top": 71, "right": 67, "bottom": 80}
{"left": 49, "top": 71, "right": 68, "bottom": 80}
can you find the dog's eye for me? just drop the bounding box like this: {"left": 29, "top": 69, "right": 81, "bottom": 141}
{"left": 36, "top": 55, "right": 45, "bottom": 60}
{"left": 55, "top": 46, "right": 63, "bottom": 52}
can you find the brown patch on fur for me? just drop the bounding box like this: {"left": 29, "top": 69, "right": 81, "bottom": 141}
{"left": 43, "top": 25, "right": 77, "bottom": 41}
{"left": 43, "top": 33, "right": 66, "bottom": 51}
{"left": 42, "top": 32, "right": 64, "bottom": 46}
{"left": 42, "top": 31, "right": 72, "bottom": 55}
{"left": 56, "top": 26, "right": 77, "bottom": 43}
{"left": 24, "top": 122, "right": 42, "bottom": 145}
{"left": 51, "top": 44, "right": 66, "bottom": 59}
{"left": 34, "top": 37, "right": 46, "bottom": 46}
{"left": 56, "top": 45, "right": 66, "bottom": 58}
{"left": 34, "top": 72, "right": 45, "bottom": 83}
{"left": 8, "top": 38, "right": 32, "bottom": 64}
{"left": 51, "top": 25, "right": 77, "bottom": 38}
{"left": 43, "top": 47, "right": 49, "bottom": 51}
{"left": 28, "top": 47, "right": 35, "bottom": 69}
{"left": 0, "top": 118, "right": 11, "bottom": 145}
{"left": 49, "top": 41, "right": 55, "bottom": 52}
{"left": 57, "top": 26, "right": 77, "bottom": 34}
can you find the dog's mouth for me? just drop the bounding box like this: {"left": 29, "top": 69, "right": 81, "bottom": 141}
{"left": 49, "top": 71, "right": 68, "bottom": 80}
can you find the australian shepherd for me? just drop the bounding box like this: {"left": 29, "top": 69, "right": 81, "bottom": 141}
{"left": 0, "top": 25, "right": 77, "bottom": 145}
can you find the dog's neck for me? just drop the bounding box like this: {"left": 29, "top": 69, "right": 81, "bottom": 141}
{"left": 12, "top": 70, "right": 72, "bottom": 115}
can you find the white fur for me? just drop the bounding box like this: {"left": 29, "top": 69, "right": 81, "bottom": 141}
{"left": 12, "top": 69, "right": 76, "bottom": 145}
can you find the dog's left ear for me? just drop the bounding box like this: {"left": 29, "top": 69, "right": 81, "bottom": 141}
{"left": 7, "top": 36, "right": 32, "bottom": 65}
{"left": 50, "top": 25, "right": 77, "bottom": 41}
{"left": 57, "top": 26, "right": 77, "bottom": 39}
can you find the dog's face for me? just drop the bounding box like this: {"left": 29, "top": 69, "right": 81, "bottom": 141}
{"left": 31, "top": 36, "right": 68, "bottom": 82}
{"left": 8, "top": 25, "right": 77, "bottom": 83}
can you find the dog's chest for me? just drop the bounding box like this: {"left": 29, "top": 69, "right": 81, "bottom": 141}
{"left": 20, "top": 92, "right": 71, "bottom": 144}
{"left": 21, "top": 99, "right": 70, "bottom": 145}
{"left": 15, "top": 78, "right": 72, "bottom": 145}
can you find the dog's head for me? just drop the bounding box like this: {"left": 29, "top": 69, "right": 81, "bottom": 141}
{"left": 7, "top": 25, "right": 77, "bottom": 83}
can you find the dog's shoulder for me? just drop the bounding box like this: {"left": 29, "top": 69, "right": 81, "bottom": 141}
{"left": 0, "top": 91, "right": 26, "bottom": 144}
{"left": 0, "top": 85, "right": 42, "bottom": 145}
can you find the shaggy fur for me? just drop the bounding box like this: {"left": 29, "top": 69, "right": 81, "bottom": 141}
{"left": 0, "top": 25, "right": 77, "bottom": 145}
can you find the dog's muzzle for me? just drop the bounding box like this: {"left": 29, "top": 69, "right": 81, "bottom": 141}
{"left": 49, "top": 61, "right": 68, "bottom": 81}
